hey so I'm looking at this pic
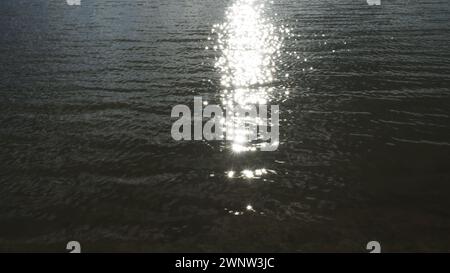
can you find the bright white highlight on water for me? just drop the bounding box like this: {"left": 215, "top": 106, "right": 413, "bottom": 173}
{"left": 66, "top": 0, "right": 81, "bottom": 6}
{"left": 246, "top": 204, "right": 255, "bottom": 211}
{"left": 242, "top": 169, "right": 255, "bottom": 179}
{"left": 212, "top": 0, "right": 285, "bottom": 153}
{"left": 367, "top": 0, "right": 381, "bottom": 6}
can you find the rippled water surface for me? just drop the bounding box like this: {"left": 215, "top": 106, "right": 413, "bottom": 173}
{"left": 1, "top": 0, "right": 449, "bottom": 252}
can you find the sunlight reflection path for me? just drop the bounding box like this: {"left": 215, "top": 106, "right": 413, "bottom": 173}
{"left": 212, "top": 0, "right": 285, "bottom": 154}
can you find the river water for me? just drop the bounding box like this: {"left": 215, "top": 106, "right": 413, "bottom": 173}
{"left": 0, "top": 0, "right": 449, "bottom": 251}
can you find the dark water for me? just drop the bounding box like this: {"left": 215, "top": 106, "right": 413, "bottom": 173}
{"left": 0, "top": 0, "right": 449, "bottom": 252}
